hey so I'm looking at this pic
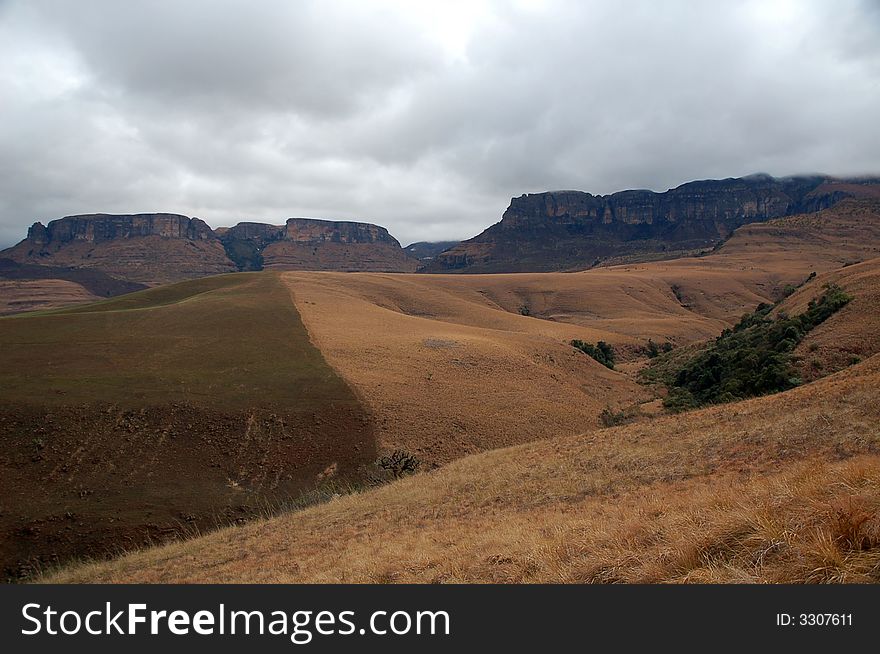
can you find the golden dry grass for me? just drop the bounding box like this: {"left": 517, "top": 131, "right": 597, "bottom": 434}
{"left": 783, "top": 259, "right": 880, "bottom": 382}
{"left": 280, "top": 234, "right": 868, "bottom": 463}
{"left": 31, "top": 203, "right": 880, "bottom": 583}
{"left": 45, "top": 351, "right": 880, "bottom": 584}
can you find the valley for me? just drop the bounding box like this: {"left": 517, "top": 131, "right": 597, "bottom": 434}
{"left": 1, "top": 191, "right": 879, "bottom": 584}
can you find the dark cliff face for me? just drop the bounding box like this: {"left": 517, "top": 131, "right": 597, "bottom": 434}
{"left": 3, "top": 213, "right": 417, "bottom": 281}
{"left": 217, "top": 222, "right": 285, "bottom": 272}
{"left": 404, "top": 241, "right": 461, "bottom": 261}
{"left": 25, "top": 213, "right": 215, "bottom": 247}
{"left": 220, "top": 222, "right": 285, "bottom": 242}
{"left": 423, "top": 175, "right": 879, "bottom": 273}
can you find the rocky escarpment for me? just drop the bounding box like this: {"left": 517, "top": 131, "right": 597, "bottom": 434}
{"left": 2, "top": 214, "right": 417, "bottom": 287}
{"left": 220, "top": 218, "right": 418, "bottom": 273}
{"left": 24, "top": 212, "right": 216, "bottom": 245}
{"left": 422, "top": 175, "right": 880, "bottom": 273}
{"left": 4, "top": 213, "right": 235, "bottom": 285}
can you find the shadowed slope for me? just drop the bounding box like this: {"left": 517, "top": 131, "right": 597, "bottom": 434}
{"left": 0, "top": 273, "right": 375, "bottom": 579}
{"left": 46, "top": 352, "right": 880, "bottom": 584}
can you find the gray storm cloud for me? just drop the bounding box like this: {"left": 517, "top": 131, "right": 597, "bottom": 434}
{"left": 1, "top": 0, "right": 879, "bottom": 247}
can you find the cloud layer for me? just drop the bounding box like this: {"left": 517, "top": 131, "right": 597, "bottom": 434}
{"left": 2, "top": 0, "right": 879, "bottom": 246}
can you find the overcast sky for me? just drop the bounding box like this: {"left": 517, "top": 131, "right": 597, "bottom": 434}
{"left": 1, "top": 0, "right": 879, "bottom": 247}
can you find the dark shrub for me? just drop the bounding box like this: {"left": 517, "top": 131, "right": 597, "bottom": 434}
{"left": 571, "top": 339, "right": 615, "bottom": 369}
{"left": 377, "top": 450, "right": 421, "bottom": 479}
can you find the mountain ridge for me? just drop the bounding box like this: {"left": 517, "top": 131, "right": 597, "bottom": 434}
{"left": 3, "top": 173, "right": 880, "bottom": 292}
{"left": 2, "top": 214, "right": 417, "bottom": 284}
{"left": 421, "top": 174, "right": 880, "bottom": 273}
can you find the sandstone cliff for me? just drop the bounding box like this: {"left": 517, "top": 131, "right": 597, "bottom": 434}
{"left": 422, "top": 175, "right": 880, "bottom": 273}
{"left": 2, "top": 214, "right": 418, "bottom": 286}
{"left": 220, "top": 218, "right": 418, "bottom": 273}
{"left": 4, "top": 213, "right": 235, "bottom": 285}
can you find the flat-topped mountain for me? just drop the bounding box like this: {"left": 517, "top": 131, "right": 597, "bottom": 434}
{"left": 218, "top": 218, "right": 417, "bottom": 272}
{"left": 1, "top": 213, "right": 417, "bottom": 288}
{"left": 422, "top": 175, "right": 880, "bottom": 273}
{"left": 3, "top": 213, "right": 235, "bottom": 285}
{"left": 3, "top": 174, "right": 879, "bottom": 299}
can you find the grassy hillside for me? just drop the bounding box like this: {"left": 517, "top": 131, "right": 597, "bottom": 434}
{"left": 277, "top": 205, "right": 880, "bottom": 465}
{"left": 0, "top": 273, "right": 353, "bottom": 409}
{"left": 0, "top": 273, "right": 375, "bottom": 579}
{"left": 46, "top": 351, "right": 880, "bottom": 583}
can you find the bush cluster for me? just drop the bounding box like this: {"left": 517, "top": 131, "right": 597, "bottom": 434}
{"left": 645, "top": 338, "right": 674, "bottom": 359}
{"left": 571, "top": 339, "right": 615, "bottom": 369}
{"left": 663, "top": 284, "right": 851, "bottom": 411}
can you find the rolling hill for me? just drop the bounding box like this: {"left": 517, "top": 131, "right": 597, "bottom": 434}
{"left": 46, "top": 297, "right": 880, "bottom": 583}
{"left": 0, "top": 273, "right": 374, "bottom": 579}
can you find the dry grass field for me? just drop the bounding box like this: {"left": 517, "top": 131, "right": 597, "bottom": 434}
{"left": 0, "top": 273, "right": 375, "bottom": 578}
{"left": 280, "top": 202, "right": 880, "bottom": 463}
{"left": 15, "top": 200, "right": 880, "bottom": 583}
{"left": 46, "top": 350, "right": 880, "bottom": 583}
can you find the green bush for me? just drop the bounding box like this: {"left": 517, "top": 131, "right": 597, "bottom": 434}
{"left": 571, "top": 339, "right": 615, "bottom": 369}
{"left": 662, "top": 284, "right": 851, "bottom": 411}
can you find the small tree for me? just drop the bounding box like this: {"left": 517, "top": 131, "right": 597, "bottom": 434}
{"left": 378, "top": 450, "right": 421, "bottom": 479}
{"left": 599, "top": 406, "right": 628, "bottom": 428}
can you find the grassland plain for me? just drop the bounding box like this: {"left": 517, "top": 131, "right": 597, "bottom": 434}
{"left": 0, "top": 273, "right": 375, "bottom": 579}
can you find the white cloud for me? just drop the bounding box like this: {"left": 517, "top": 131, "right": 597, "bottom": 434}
{"left": 1, "top": 0, "right": 879, "bottom": 247}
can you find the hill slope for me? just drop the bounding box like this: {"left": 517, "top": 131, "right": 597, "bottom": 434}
{"left": 280, "top": 203, "right": 880, "bottom": 464}
{"left": 12, "top": 206, "right": 880, "bottom": 582}
{"left": 47, "top": 347, "right": 880, "bottom": 583}
{"left": 0, "top": 273, "right": 374, "bottom": 579}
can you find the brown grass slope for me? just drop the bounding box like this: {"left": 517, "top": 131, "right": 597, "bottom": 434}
{"left": 279, "top": 200, "right": 880, "bottom": 464}
{"left": 47, "top": 350, "right": 880, "bottom": 584}
{"left": 782, "top": 258, "right": 880, "bottom": 383}
{"left": 0, "top": 279, "right": 100, "bottom": 315}
{"left": 281, "top": 264, "right": 799, "bottom": 465}
{"left": 0, "top": 273, "right": 375, "bottom": 579}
